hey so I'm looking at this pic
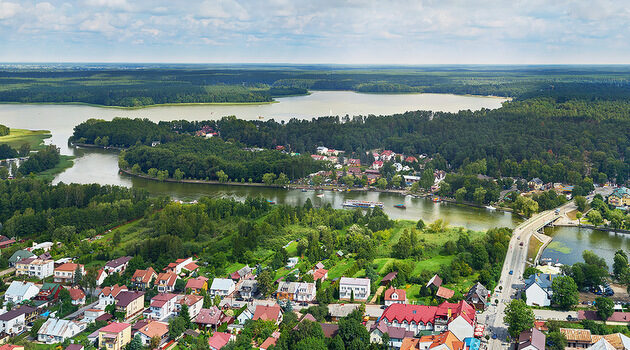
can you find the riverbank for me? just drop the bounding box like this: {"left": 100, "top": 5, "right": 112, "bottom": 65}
{"left": 0, "top": 128, "right": 51, "bottom": 150}
{"left": 555, "top": 223, "right": 630, "bottom": 234}
{"left": 35, "top": 155, "right": 75, "bottom": 182}
{"left": 0, "top": 100, "right": 278, "bottom": 110}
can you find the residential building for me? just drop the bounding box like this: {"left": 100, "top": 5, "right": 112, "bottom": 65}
{"left": 98, "top": 322, "right": 131, "bottom": 350}
{"left": 369, "top": 323, "right": 415, "bottom": 349}
{"left": 185, "top": 276, "right": 209, "bottom": 294}
{"left": 588, "top": 338, "right": 616, "bottom": 350}
{"left": 590, "top": 333, "right": 630, "bottom": 349}
{"left": 8, "top": 250, "right": 35, "bottom": 267}
{"left": 84, "top": 309, "right": 105, "bottom": 323}
{"left": 209, "top": 278, "right": 236, "bottom": 297}
{"left": 528, "top": 178, "right": 544, "bottom": 191}
{"left": 0, "top": 346, "right": 24, "bottom": 350}
{"left": 561, "top": 328, "right": 593, "bottom": 348}
{"left": 384, "top": 287, "right": 407, "bottom": 306}
{"left": 156, "top": 272, "right": 178, "bottom": 293}
{"left": 426, "top": 274, "right": 443, "bottom": 290}
{"left": 253, "top": 304, "right": 283, "bottom": 325}
{"left": 131, "top": 268, "right": 157, "bottom": 289}
{"left": 286, "top": 257, "right": 299, "bottom": 269}
{"left": 4, "top": 281, "right": 40, "bottom": 304}
{"left": 523, "top": 273, "right": 557, "bottom": 307}
{"left": 65, "top": 345, "right": 83, "bottom": 350}
{"left": 177, "top": 294, "right": 203, "bottom": 319}
{"left": 34, "top": 283, "right": 61, "bottom": 302}
{"left": 98, "top": 284, "right": 128, "bottom": 309}
{"left": 418, "top": 331, "right": 464, "bottom": 350}
{"left": 339, "top": 277, "right": 370, "bottom": 301}
{"left": 0, "top": 306, "right": 36, "bottom": 336}
{"left": 194, "top": 307, "right": 229, "bottom": 331}
{"left": 68, "top": 287, "right": 86, "bottom": 305}
{"left": 115, "top": 291, "right": 145, "bottom": 321}
{"left": 276, "top": 282, "right": 316, "bottom": 302}
{"left": 465, "top": 282, "right": 489, "bottom": 311}
{"left": 237, "top": 305, "right": 256, "bottom": 324}
{"left": 144, "top": 293, "right": 178, "bottom": 321}
{"left": 136, "top": 321, "right": 169, "bottom": 347}
{"left": 436, "top": 286, "right": 455, "bottom": 300}
{"left": 104, "top": 256, "right": 132, "bottom": 274}
{"left": 518, "top": 328, "right": 546, "bottom": 350}
{"left": 53, "top": 263, "right": 85, "bottom": 284}
{"left": 238, "top": 279, "right": 257, "bottom": 299}
{"left": 229, "top": 265, "right": 252, "bottom": 282}
{"left": 608, "top": 187, "right": 630, "bottom": 207}
{"left": 163, "top": 257, "right": 197, "bottom": 274}
{"left": 15, "top": 258, "right": 54, "bottom": 279}
{"left": 28, "top": 241, "right": 53, "bottom": 252}
{"left": 380, "top": 301, "right": 476, "bottom": 337}
{"left": 381, "top": 271, "right": 398, "bottom": 286}
{"left": 312, "top": 268, "right": 328, "bottom": 282}
{"left": 0, "top": 236, "right": 15, "bottom": 249}
{"left": 37, "top": 318, "right": 86, "bottom": 344}
{"left": 328, "top": 304, "right": 360, "bottom": 322}
{"left": 96, "top": 269, "right": 108, "bottom": 286}
{"left": 208, "top": 332, "right": 234, "bottom": 350}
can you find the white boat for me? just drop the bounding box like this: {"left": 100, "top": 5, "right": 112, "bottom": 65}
{"left": 485, "top": 205, "right": 496, "bottom": 210}
{"left": 316, "top": 193, "right": 324, "bottom": 198}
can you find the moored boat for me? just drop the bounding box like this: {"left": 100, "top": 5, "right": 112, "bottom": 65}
{"left": 394, "top": 204, "right": 406, "bottom": 209}
{"left": 342, "top": 200, "right": 384, "bottom": 208}
{"left": 485, "top": 205, "right": 496, "bottom": 210}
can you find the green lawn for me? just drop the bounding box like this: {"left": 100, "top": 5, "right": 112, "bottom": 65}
{"left": 327, "top": 258, "right": 357, "bottom": 280}
{"left": 0, "top": 128, "right": 51, "bottom": 150}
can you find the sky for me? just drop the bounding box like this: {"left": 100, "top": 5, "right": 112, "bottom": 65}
{"left": 1, "top": 0, "right": 629, "bottom": 64}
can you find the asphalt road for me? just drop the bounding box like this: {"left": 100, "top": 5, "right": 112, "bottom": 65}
{"left": 486, "top": 201, "right": 577, "bottom": 349}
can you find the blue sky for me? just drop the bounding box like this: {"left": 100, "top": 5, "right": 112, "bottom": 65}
{"left": 1, "top": 0, "right": 629, "bottom": 63}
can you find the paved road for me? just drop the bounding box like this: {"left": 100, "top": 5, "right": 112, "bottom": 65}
{"left": 533, "top": 309, "right": 578, "bottom": 321}
{"left": 487, "top": 201, "right": 576, "bottom": 349}
{"left": 65, "top": 300, "right": 98, "bottom": 320}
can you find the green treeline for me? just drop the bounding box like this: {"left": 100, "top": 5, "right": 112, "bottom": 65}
{"left": 71, "top": 118, "right": 176, "bottom": 147}
{"left": 0, "top": 178, "right": 162, "bottom": 239}
{"left": 16, "top": 145, "right": 60, "bottom": 174}
{"left": 4, "top": 65, "right": 630, "bottom": 106}
{"left": 0, "top": 124, "right": 8, "bottom": 136}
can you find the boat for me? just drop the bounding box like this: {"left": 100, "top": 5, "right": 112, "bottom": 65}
{"left": 267, "top": 200, "right": 276, "bottom": 204}
{"left": 394, "top": 204, "right": 406, "bottom": 209}
{"left": 301, "top": 189, "right": 308, "bottom": 192}
{"left": 485, "top": 205, "right": 496, "bottom": 211}
{"left": 432, "top": 196, "right": 441, "bottom": 202}
{"left": 316, "top": 193, "right": 324, "bottom": 198}
{"left": 342, "top": 200, "right": 384, "bottom": 208}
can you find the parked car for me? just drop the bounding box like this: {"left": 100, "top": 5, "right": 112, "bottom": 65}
{"left": 509, "top": 270, "right": 514, "bottom": 275}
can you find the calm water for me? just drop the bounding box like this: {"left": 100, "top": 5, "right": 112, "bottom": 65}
{"left": 0, "top": 91, "right": 515, "bottom": 230}
{"left": 541, "top": 226, "right": 630, "bottom": 268}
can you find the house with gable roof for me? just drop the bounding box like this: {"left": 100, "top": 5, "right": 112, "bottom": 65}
{"left": 4, "top": 281, "right": 40, "bottom": 304}
{"left": 104, "top": 256, "right": 132, "bottom": 274}
{"left": 229, "top": 265, "right": 252, "bottom": 282}
{"left": 156, "top": 272, "right": 178, "bottom": 293}
{"left": 209, "top": 278, "right": 235, "bottom": 297}
{"left": 144, "top": 293, "right": 178, "bottom": 321}
{"left": 176, "top": 294, "right": 203, "bottom": 319}
{"left": 136, "top": 321, "right": 169, "bottom": 347}
{"left": 185, "top": 276, "right": 209, "bottom": 294}
{"left": 98, "top": 322, "right": 131, "bottom": 350}
{"left": 523, "top": 273, "right": 558, "bottom": 307}
{"left": 384, "top": 287, "right": 407, "bottom": 306}
{"left": 98, "top": 284, "right": 128, "bottom": 309}
{"left": 518, "top": 328, "right": 546, "bottom": 350}
{"left": 131, "top": 267, "right": 157, "bottom": 289}
{"left": 253, "top": 304, "right": 283, "bottom": 325}
{"left": 37, "top": 318, "right": 86, "bottom": 344}
{"left": 608, "top": 187, "right": 630, "bottom": 207}
{"left": 369, "top": 323, "right": 415, "bottom": 349}
{"left": 465, "top": 282, "right": 489, "bottom": 311}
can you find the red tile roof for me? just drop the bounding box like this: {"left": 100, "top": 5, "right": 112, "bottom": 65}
{"left": 184, "top": 262, "right": 199, "bottom": 271}
{"left": 186, "top": 277, "right": 208, "bottom": 290}
{"left": 156, "top": 272, "right": 177, "bottom": 286}
{"left": 436, "top": 286, "right": 455, "bottom": 299}
{"left": 253, "top": 304, "right": 282, "bottom": 322}
{"left": 100, "top": 322, "right": 130, "bottom": 334}
{"left": 132, "top": 268, "right": 156, "bottom": 283}
{"left": 137, "top": 321, "right": 168, "bottom": 338}
{"left": 381, "top": 304, "right": 438, "bottom": 325}
{"left": 436, "top": 301, "right": 476, "bottom": 325}
{"left": 101, "top": 284, "right": 127, "bottom": 297}
{"left": 313, "top": 268, "right": 328, "bottom": 281}
{"left": 68, "top": 288, "right": 85, "bottom": 301}
{"left": 384, "top": 287, "right": 406, "bottom": 301}
{"left": 208, "top": 332, "right": 232, "bottom": 349}
{"left": 55, "top": 263, "right": 82, "bottom": 272}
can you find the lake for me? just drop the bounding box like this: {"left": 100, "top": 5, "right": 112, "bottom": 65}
{"left": 541, "top": 226, "right": 630, "bottom": 269}
{"left": 0, "top": 91, "right": 515, "bottom": 230}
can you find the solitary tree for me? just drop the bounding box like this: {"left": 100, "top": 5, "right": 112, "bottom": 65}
{"left": 595, "top": 297, "right": 614, "bottom": 323}
{"left": 551, "top": 276, "right": 579, "bottom": 310}
{"left": 503, "top": 299, "right": 535, "bottom": 338}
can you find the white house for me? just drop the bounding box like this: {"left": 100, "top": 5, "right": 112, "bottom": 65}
{"left": 177, "top": 294, "right": 204, "bottom": 319}
{"left": 104, "top": 256, "right": 132, "bottom": 274}
{"left": 286, "top": 257, "right": 299, "bottom": 269}
{"left": 0, "top": 306, "right": 36, "bottom": 336}
{"left": 339, "top": 277, "right": 371, "bottom": 302}
{"left": 237, "top": 304, "right": 256, "bottom": 324}
{"left": 144, "top": 293, "right": 178, "bottom": 321}
{"left": 15, "top": 258, "right": 54, "bottom": 279}
{"left": 209, "top": 278, "right": 235, "bottom": 297}
{"left": 96, "top": 269, "right": 108, "bottom": 286}
{"left": 29, "top": 241, "right": 53, "bottom": 252}
{"left": 4, "top": 281, "right": 40, "bottom": 304}
{"left": 98, "top": 284, "right": 128, "bottom": 309}
{"left": 84, "top": 309, "right": 105, "bottom": 323}
{"left": 238, "top": 280, "right": 258, "bottom": 299}
{"left": 38, "top": 318, "right": 86, "bottom": 344}
{"left": 447, "top": 314, "right": 475, "bottom": 341}
{"left": 383, "top": 287, "right": 406, "bottom": 306}
{"left": 523, "top": 274, "right": 557, "bottom": 307}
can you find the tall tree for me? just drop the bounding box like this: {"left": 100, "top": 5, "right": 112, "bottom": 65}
{"left": 503, "top": 299, "right": 535, "bottom": 338}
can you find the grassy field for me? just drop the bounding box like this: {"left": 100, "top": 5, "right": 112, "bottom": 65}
{"left": 0, "top": 128, "right": 51, "bottom": 150}
{"left": 33, "top": 155, "right": 74, "bottom": 182}
{"left": 527, "top": 234, "right": 544, "bottom": 262}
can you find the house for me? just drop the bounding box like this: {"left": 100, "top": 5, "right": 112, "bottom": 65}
{"left": 84, "top": 309, "right": 105, "bottom": 323}
{"left": 0, "top": 236, "right": 15, "bottom": 249}
{"left": 115, "top": 291, "right": 145, "bottom": 321}
{"left": 436, "top": 286, "right": 455, "bottom": 300}
{"left": 98, "top": 284, "right": 128, "bottom": 309}
{"left": 98, "top": 322, "right": 131, "bottom": 350}
{"left": 418, "top": 331, "right": 464, "bottom": 350}
{"left": 426, "top": 274, "right": 443, "bottom": 291}
{"left": 177, "top": 294, "right": 204, "bottom": 319}
{"left": 518, "top": 328, "right": 546, "bottom": 350}
{"left": 238, "top": 279, "right": 258, "bottom": 299}
{"left": 0, "top": 306, "right": 36, "bottom": 336}
{"left": 588, "top": 338, "right": 616, "bottom": 350}
{"left": 381, "top": 271, "right": 398, "bottom": 286}
{"left": 578, "top": 310, "right": 630, "bottom": 326}
{"left": 310, "top": 268, "right": 327, "bottom": 282}
{"left": 369, "top": 323, "right": 415, "bottom": 349}
{"left": 144, "top": 293, "right": 178, "bottom": 321}
{"left": 339, "top": 277, "right": 371, "bottom": 301}
{"left": 528, "top": 178, "right": 544, "bottom": 191}
{"left": 237, "top": 304, "right": 256, "bottom": 324}
{"left": 286, "top": 257, "right": 299, "bottom": 269}
{"left": 384, "top": 287, "right": 407, "bottom": 306}
{"left": 68, "top": 287, "right": 86, "bottom": 306}
{"left": 436, "top": 301, "right": 476, "bottom": 339}
{"left": 260, "top": 332, "right": 281, "bottom": 350}
{"left": 4, "top": 281, "right": 40, "bottom": 304}
{"left": 208, "top": 332, "right": 234, "bottom": 350}
{"left": 37, "top": 318, "right": 86, "bottom": 344}
{"left": 132, "top": 268, "right": 157, "bottom": 289}
{"left": 54, "top": 263, "right": 85, "bottom": 284}
{"left": 405, "top": 156, "right": 418, "bottom": 163}
{"left": 104, "top": 256, "right": 132, "bottom": 274}
{"left": 608, "top": 187, "right": 630, "bottom": 207}
{"left": 164, "top": 257, "right": 195, "bottom": 274}
{"left": 136, "top": 321, "right": 169, "bottom": 347}
{"left": 465, "top": 282, "right": 489, "bottom": 311}
{"left": 372, "top": 161, "right": 384, "bottom": 170}
{"left": 276, "top": 282, "right": 316, "bottom": 302}
{"left": 15, "top": 258, "right": 54, "bottom": 279}
{"left": 34, "top": 283, "right": 61, "bottom": 302}
{"left": 379, "top": 301, "right": 476, "bottom": 337}
{"left": 28, "top": 241, "right": 53, "bottom": 252}
{"left": 328, "top": 304, "right": 360, "bottom": 321}
{"left": 209, "top": 278, "right": 236, "bottom": 297}
{"left": 348, "top": 159, "right": 361, "bottom": 166}
{"left": 0, "top": 346, "right": 24, "bottom": 350}
{"left": 8, "top": 250, "right": 35, "bottom": 266}
{"left": 185, "top": 276, "right": 209, "bottom": 294}
{"left": 523, "top": 273, "right": 557, "bottom": 307}
{"left": 253, "top": 304, "right": 283, "bottom": 325}
{"left": 590, "top": 333, "right": 630, "bottom": 349}
{"left": 561, "top": 328, "right": 593, "bottom": 348}
{"left": 194, "top": 307, "right": 229, "bottom": 331}
{"left": 96, "top": 269, "right": 108, "bottom": 286}
{"left": 230, "top": 265, "right": 252, "bottom": 282}
{"left": 156, "top": 272, "right": 178, "bottom": 293}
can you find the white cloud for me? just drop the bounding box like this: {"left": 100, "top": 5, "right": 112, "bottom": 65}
{"left": 79, "top": 13, "right": 117, "bottom": 33}
{"left": 84, "top": 0, "right": 131, "bottom": 11}
{"left": 0, "top": 1, "right": 21, "bottom": 19}
{"left": 198, "top": 0, "right": 249, "bottom": 20}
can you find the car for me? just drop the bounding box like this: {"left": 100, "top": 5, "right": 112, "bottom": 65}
{"left": 381, "top": 305, "right": 387, "bottom": 309}
{"left": 509, "top": 270, "right": 513, "bottom": 275}
{"left": 519, "top": 242, "right": 524, "bottom": 246}
{"left": 492, "top": 334, "right": 497, "bottom": 339}
{"left": 567, "top": 315, "right": 574, "bottom": 321}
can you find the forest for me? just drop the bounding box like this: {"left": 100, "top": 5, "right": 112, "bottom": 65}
{"left": 3, "top": 65, "right": 630, "bottom": 106}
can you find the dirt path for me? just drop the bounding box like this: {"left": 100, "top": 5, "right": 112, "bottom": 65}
{"left": 370, "top": 286, "right": 385, "bottom": 304}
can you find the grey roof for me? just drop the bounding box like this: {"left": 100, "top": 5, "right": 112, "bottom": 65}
{"left": 518, "top": 328, "right": 546, "bottom": 350}
{"left": 524, "top": 273, "right": 557, "bottom": 291}
{"left": 105, "top": 256, "right": 132, "bottom": 269}
{"left": 210, "top": 278, "right": 235, "bottom": 291}
{"left": 8, "top": 250, "right": 35, "bottom": 263}
{"left": 38, "top": 318, "right": 85, "bottom": 338}
{"left": 586, "top": 338, "right": 615, "bottom": 350}
{"left": 340, "top": 277, "right": 370, "bottom": 287}
{"left": 5, "top": 281, "right": 40, "bottom": 298}
{"left": 328, "top": 303, "right": 360, "bottom": 318}
{"left": 466, "top": 282, "right": 489, "bottom": 303}
{"left": 0, "top": 306, "right": 36, "bottom": 321}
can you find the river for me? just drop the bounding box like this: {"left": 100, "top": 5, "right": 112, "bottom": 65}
{"left": 541, "top": 226, "right": 630, "bottom": 269}
{"left": 0, "top": 91, "right": 517, "bottom": 230}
